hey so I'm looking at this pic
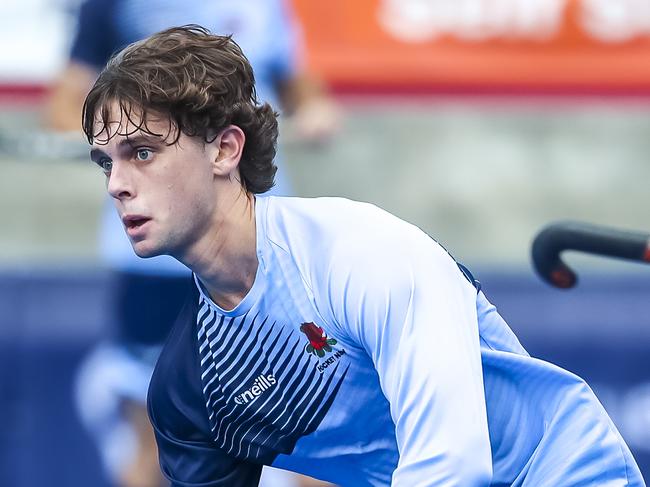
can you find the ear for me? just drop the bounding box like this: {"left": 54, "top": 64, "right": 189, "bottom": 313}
{"left": 210, "top": 125, "right": 245, "bottom": 177}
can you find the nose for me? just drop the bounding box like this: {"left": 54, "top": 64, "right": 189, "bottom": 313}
{"left": 106, "top": 160, "right": 134, "bottom": 200}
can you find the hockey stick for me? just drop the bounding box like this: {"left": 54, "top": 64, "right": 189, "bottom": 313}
{"left": 531, "top": 221, "right": 650, "bottom": 289}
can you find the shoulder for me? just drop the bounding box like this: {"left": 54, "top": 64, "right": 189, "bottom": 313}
{"left": 261, "top": 196, "right": 467, "bottom": 316}
{"left": 263, "top": 195, "right": 448, "bottom": 272}
{"left": 262, "top": 195, "right": 413, "bottom": 253}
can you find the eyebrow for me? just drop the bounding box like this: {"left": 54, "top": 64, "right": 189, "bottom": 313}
{"left": 89, "top": 133, "right": 164, "bottom": 162}
{"left": 123, "top": 133, "right": 163, "bottom": 148}
{"left": 89, "top": 148, "right": 107, "bottom": 163}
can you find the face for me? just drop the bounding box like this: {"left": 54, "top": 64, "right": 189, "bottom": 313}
{"left": 90, "top": 101, "right": 220, "bottom": 259}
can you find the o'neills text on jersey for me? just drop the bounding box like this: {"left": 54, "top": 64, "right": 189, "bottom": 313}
{"left": 234, "top": 374, "right": 277, "bottom": 405}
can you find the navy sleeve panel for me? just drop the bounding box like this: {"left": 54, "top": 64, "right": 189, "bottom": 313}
{"left": 148, "top": 286, "right": 262, "bottom": 487}
{"left": 69, "top": 0, "right": 120, "bottom": 68}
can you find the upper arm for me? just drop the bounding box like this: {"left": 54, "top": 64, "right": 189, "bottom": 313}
{"left": 46, "top": 0, "right": 115, "bottom": 131}
{"left": 327, "top": 224, "right": 492, "bottom": 485}
{"left": 45, "top": 61, "right": 99, "bottom": 131}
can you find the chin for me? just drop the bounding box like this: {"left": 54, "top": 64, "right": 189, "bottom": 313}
{"left": 131, "top": 241, "right": 164, "bottom": 259}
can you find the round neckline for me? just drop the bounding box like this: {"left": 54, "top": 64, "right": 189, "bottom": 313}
{"left": 193, "top": 196, "right": 271, "bottom": 317}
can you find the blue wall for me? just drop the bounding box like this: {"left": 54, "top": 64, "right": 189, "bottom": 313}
{"left": 0, "top": 269, "right": 648, "bottom": 485}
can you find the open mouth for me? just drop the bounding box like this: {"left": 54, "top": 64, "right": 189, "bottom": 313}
{"left": 123, "top": 216, "right": 150, "bottom": 230}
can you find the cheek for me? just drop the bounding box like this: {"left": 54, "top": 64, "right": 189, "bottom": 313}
{"left": 164, "top": 177, "right": 212, "bottom": 223}
{"left": 157, "top": 149, "right": 214, "bottom": 221}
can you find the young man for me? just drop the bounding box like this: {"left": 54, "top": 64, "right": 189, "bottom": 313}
{"left": 83, "top": 25, "right": 645, "bottom": 487}
{"left": 50, "top": 2, "right": 336, "bottom": 486}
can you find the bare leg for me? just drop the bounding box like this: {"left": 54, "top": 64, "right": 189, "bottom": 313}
{"left": 297, "top": 475, "right": 337, "bottom": 487}
{"left": 118, "top": 400, "right": 167, "bottom": 487}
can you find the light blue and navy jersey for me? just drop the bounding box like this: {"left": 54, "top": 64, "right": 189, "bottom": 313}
{"left": 148, "top": 196, "right": 645, "bottom": 486}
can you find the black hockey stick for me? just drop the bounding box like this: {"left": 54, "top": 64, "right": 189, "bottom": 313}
{"left": 531, "top": 221, "right": 650, "bottom": 288}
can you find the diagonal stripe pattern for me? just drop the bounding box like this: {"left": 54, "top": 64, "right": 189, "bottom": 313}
{"left": 196, "top": 296, "right": 349, "bottom": 463}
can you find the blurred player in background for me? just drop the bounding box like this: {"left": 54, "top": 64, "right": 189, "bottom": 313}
{"left": 82, "top": 25, "right": 645, "bottom": 486}
{"left": 46, "top": 1, "right": 337, "bottom": 487}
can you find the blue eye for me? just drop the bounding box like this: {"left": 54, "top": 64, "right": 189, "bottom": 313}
{"left": 99, "top": 158, "right": 113, "bottom": 173}
{"left": 135, "top": 149, "right": 153, "bottom": 161}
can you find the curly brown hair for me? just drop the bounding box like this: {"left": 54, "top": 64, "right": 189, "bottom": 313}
{"left": 82, "top": 25, "right": 278, "bottom": 194}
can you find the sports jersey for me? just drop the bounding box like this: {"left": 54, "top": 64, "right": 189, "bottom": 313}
{"left": 70, "top": 0, "right": 299, "bottom": 274}
{"left": 148, "top": 196, "right": 645, "bottom": 486}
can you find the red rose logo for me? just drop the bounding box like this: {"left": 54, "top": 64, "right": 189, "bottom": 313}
{"left": 300, "top": 322, "right": 338, "bottom": 358}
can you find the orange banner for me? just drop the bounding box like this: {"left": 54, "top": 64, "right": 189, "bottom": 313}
{"left": 292, "top": 0, "right": 650, "bottom": 92}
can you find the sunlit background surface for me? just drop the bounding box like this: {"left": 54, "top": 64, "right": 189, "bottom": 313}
{"left": 1, "top": 0, "right": 649, "bottom": 485}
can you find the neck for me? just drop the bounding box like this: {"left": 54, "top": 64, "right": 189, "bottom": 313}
{"left": 180, "top": 190, "right": 258, "bottom": 311}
